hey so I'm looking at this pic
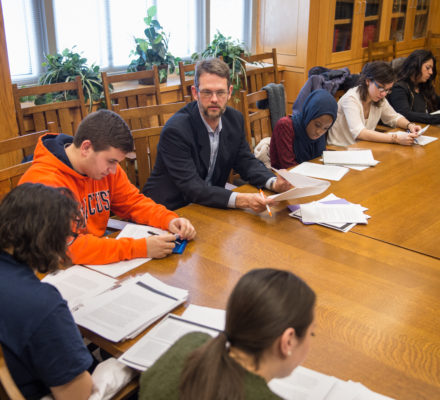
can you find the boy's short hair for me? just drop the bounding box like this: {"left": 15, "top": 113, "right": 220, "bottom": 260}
{"left": 73, "top": 109, "right": 134, "bottom": 153}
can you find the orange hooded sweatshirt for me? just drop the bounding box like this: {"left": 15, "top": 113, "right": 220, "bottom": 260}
{"left": 19, "top": 134, "right": 178, "bottom": 265}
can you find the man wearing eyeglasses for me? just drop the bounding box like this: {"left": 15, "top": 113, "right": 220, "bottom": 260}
{"left": 143, "top": 58, "right": 291, "bottom": 211}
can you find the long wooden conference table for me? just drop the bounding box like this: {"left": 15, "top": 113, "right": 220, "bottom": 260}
{"left": 83, "top": 125, "right": 440, "bottom": 400}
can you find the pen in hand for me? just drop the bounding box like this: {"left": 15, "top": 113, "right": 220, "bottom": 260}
{"left": 259, "top": 188, "right": 272, "bottom": 217}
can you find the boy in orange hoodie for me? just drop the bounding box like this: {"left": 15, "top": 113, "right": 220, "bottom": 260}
{"left": 19, "top": 110, "right": 196, "bottom": 265}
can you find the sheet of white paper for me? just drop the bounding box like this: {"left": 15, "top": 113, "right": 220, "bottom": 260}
{"left": 118, "top": 313, "right": 220, "bottom": 370}
{"left": 42, "top": 265, "right": 117, "bottom": 310}
{"left": 268, "top": 169, "right": 331, "bottom": 201}
{"left": 430, "top": 110, "right": 440, "bottom": 115}
{"left": 86, "top": 223, "right": 170, "bottom": 277}
{"left": 300, "top": 203, "right": 368, "bottom": 223}
{"left": 322, "top": 150, "right": 378, "bottom": 166}
{"left": 106, "top": 218, "right": 129, "bottom": 231}
{"left": 269, "top": 366, "right": 338, "bottom": 400}
{"left": 181, "top": 304, "right": 226, "bottom": 331}
{"left": 415, "top": 135, "right": 438, "bottom": 146}
{"left": 291, "top": 162, "right": 349, "bottom": 181}
{"left": 73, "top": 273, "right": 188, "bottom": 342}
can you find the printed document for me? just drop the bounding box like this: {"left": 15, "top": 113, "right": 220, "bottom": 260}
{"left": 86, "top": 223, "right": 169, "bottom": 278}
{"left": 73, "top": 273, "right": 188, "bottom": 342}
{"left": 42, "top": 265, "right": 117, "bottom": 310}
{"left": 300, "top": 203, "right": 368, "bottom": 224}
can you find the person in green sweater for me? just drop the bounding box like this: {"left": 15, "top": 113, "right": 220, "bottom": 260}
{"left": 139, "top": 268, "right": 316, "bottom": 400}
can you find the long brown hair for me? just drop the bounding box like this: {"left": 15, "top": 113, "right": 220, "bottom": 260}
{"left": 358, "top": 61, "right": 395, "bottom": 107}
{"left": 179, "top": 268, "right": 316, "bottom": 400}
{"left": 0, "top": 183, "right": 82, "bottom": 273}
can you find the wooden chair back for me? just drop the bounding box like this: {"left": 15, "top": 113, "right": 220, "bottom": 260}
{"left": 102, "top": 66, "right": 163, "bottom": 128}
{"left": 367, "top": 39, "right": 396, "bottom": 62}
{"left": 0, "top": 345, "right": 25, "bottom": 400}
{"left": 0, "top": 124, "right": 55, "bottom": 201}
{"left": 425, "top": 31, "right": 440, "bottom": 92}
{"left": 178, "top": 61, "right": 196, "bottom": 100}
{"left": 116, "top": 99, "right": 190, "bottom": 187}
{"left": 240, "top": 89, "right": 272, "bottom": 152}
{"left": 240, "top": 48, "right": 280, "bottom": 93}
{"left": 12, "top": 76, "right": 86, "bottom": 136}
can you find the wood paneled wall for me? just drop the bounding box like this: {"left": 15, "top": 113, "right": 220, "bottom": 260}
{"left": 0, "top": 0, "right": 19, "bottom": 169}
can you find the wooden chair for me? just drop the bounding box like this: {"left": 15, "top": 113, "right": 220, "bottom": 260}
{"left": 102, "top": 66, "right": 163, "bottom": 128}
{"left": 367, "top": 39, "right": 396, "bottom": 63}
{"left": 0, "top": 124, "right": 55, "bottom": 201}
{"left": 178, "top": 61, "right": 196, "bottom": 100}
{"left": 240, "top": 48, "right": 280, "bottom": 93}
{"left": 116, "top": 99, "right": 190, "bottom": 188}
{"left": 0, "top": 344, "right": 25, "bottom": 400}
{"left": 425, "top": 31, "right": 440, "bottom": 92}
{"left": 12, "top": 76, "right": 87, "bottom": 136}
{"left": 240, "top": 89, "right": 273, "bottom": 152}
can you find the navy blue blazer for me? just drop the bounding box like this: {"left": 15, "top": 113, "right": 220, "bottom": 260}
{"left": 143, "top": 101, "right": 274, "bottom": 210}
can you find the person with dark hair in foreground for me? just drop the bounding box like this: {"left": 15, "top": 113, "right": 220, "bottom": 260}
{"left": 19, "top": 109, "right": 195, "bottom": 265}
{"left": 388, "top": 49, "right": 440, "bottom": 124}
{"left": 143, "top": 58, "right": 291, "bottom": 212}
{"left": 139, "top": 268, "right": 316, "bottom": 400}
{"left": 0, "top": 183, "right": 93, "bottom": 400}
{"left": 328, "top": 61, "right": 421, "bottom": 146}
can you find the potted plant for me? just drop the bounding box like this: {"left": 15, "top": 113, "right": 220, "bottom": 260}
{"left": 37, "top": 47, "right": 104, "bottom": 111}
{"left": 192, "top": 31, "right": 249, "bottom": 95}
{"left": 128, "top": 5, "right": 177, "bottom": 84}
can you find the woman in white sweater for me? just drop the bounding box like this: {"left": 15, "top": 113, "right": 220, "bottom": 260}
{"left": 328, "top": 61, "right": 421, "bottom": 146}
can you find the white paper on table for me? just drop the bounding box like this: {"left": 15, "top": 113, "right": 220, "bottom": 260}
{"left": 322, "top": 150, "right": 378, "bottom": 166}
{"left": 42, "top": 265, "right": 117, "bottom": 310}
{"left": 414, "top": 135, "right": 438, "bottom": 146}
{"left": 73, "top": 273, "right": 188, "bottom": 342}
{"left": 320, "top": 159, "right": 369, "bottom": 171}
{"left": 181, "top": 304, "right": 226, "bottom": 331}
{"left": 300, "top": 203, "right": 368, "bottom": 224}
{"left": 430, "top": 110, "right": 440, "bottom": 115}
{"left": 269, "top": 366, "right": 339, "bottom": 400}
{"left": 106, "top": 218, "right": 129, "bottom": 231}
{"left": 268, "top": 169, "right": 331, "bottom": 201}
{"left": 291, "top": 162, "right": 349, "bottom": 181}
{"left": 118, "top": 313, "right": 221, "bottom": 371}
{"left": 86, "top": 223, "right": 169, "bottom": 278}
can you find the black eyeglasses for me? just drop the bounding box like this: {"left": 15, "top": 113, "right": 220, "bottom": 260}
{"left": 197, "top": 89, "right": 229, "bottom": 99}
{"left": 67, "top": 212, "right": 86, "bottom": 246}
{"left": 372, "top": 80, "right": 392, "bottom": 94}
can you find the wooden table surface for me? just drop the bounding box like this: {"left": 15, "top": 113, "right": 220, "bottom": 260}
{"left": 321, "top": 124, "right": 440, "bottom": 259}
{"left": 84, "top": 199, "right": 440, "bottom": 400}
{"left": 82, "top": 125, "right": 440, "bottom": 400}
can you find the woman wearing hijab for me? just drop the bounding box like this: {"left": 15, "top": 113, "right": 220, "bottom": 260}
{"left": 270, "top": 89, "right": 338, "bottom": 169}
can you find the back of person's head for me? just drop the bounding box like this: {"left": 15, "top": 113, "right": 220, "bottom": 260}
{"left": 0, "top": 183, "right": 82, "bottom": 273}
{"left": 397, "top": 49, "right": 437, "bottom": 84}
{"left": 194, "top": 58, "right": 231, "bottom": 88}
{"left": 358, "top": 61, "right": 395, "bottom": 104}
{"left": 180, "top": 268, "right": 316, "bottom": 400}
{"left": 73, "top": 109, "right": 134, "bottom": 153}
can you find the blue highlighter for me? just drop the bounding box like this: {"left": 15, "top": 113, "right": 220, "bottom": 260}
{"left": 172, "top": 236, "right": 187, "bottom": 254}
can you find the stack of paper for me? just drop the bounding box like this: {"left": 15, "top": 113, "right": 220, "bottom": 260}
{"left": 269, "top": 367, "right": 395, "bottom": 400}
{"left": 290, "top": 162, "right": 349, "bottom": 181}
{"left": 42, "top": 265, "right": 117, "bottom": 310}
{"left": 87, "top": 223, "right": 171, "bottom": 278}
{"left": 73, "top": 273, "right": 188, "bottom": 342}
{"left": 322, "top": 150, "right": 379, "bottom": 167}
{"left": 288, "top": 194, "right": 370, "bottom": 232}
{"left": 119, "top": 305, "right": 393, "bottom": 400}
{"left": 119, "top": 305, "right": 224, "bottom": 370}
{"left": 268, "top": 168, "right": 330, "bottom": 201}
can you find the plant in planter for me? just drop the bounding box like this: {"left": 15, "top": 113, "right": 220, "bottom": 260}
{"left": 128, "top": 5, "right": 177, "bottom": 84}
{"left": 192, "top": 31, "right": 249, "bottom": 95}
{"left": 37, "top": 47, "right": 104, "bottom": 111}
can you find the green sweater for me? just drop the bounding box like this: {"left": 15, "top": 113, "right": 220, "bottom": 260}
{"left": 139, "top": 332, "right": 283, "bottom": 400}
